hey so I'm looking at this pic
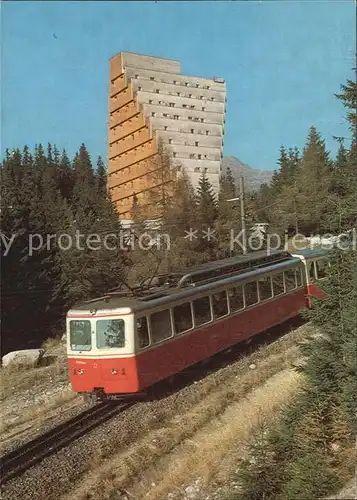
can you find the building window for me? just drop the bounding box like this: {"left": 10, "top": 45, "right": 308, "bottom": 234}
{"left": 202, "top": 107, "right": 206, "bottom": 111}
{"left": 198, "top": 154, "right": 202, "bottom": 160}
{"left": 211, "top": 97, "right": 214, "bottom": 101}
{"left": 150, "top": 76, "right": 154, "bottom": 80}
{"left": 138, "top": 86, "right": 142, "bottom": 91}
{"left": 168, "top": 139, "right": 172, "bottom": 144}
{"left": 200, "top": 96, "right": 203, "bottom": 100}
{"left": 194, "top": 167, "right": 200, "bottom": 172}
{"left": 159, "top": 101, "right": 162, "bottom": 104}
{"left": 185, "top": 82, "right": 189, "bottom": 86}
{"left": 164, "top": 126, "right": 168, "bottom": 130}
{"left": 195, "top": 141, "right": 199, "bottom": 146}
{"left": 156, "top": 89, "right": 160, "bottom": 93}
{"left": 151, "top": 112, "right": 156, "bottom": 117}
{"left": 173, "top": 80, "right": 177, "bottom": 84}
{"left": 177, "top": 92, "right": 181, "bottom": 96}
{"left": 204, "top": 167, "right": 208, "bottom": 172}
{"left": 149, "top": 100, "right": 153, "bottom": 104}
{"left": 189, "top": 94, "right": 192, "bottom": 98}
{"left": 206, "top": 130, "right": 209, "bottom": 135}
{"left": 169, "top": 103, "right": 175, "bottom": 107}
{"left": 196, "top": 83, "right": 199, "bottom": 88}
{"left": 206, "top": 85, "right": 210, "bottom": 89}
{"left": 201, "top": 118, "right": 204, "bottom": 122}
{"left": 183, "top": 104, "right": 187, "bottom": 108}
{"left": 189, "top": 153, "right": 195, "bottom": 159}
{"left": 190, "top": 105, "right": 195, "bottom": 109}
{"left": 163, "top": 113, "right": 168, "bottom": 117}
{"left": 188, "top": 116, "right": 192, "bottom": 120}
{"left": 191, "top": 129, "right": 194, "bottom": 134}
{"left": 174, "top": 115, "right": 179, "bottom": 120}
{"left": 173, "top": 152, "right": 177, "bottom": 157}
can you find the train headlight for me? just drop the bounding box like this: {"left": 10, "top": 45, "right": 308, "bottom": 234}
{"left": 111, "top": 368, "right": 118, "bottom": 375}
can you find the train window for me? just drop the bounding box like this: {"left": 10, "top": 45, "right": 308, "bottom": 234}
{"left": 244, "top": 281, "right": 258, "bottom": 307}
{"left": 285, "top": 269, "right": 297, "bottom": 291}
{"left": 316, "top": 260, "right": 328, "bottom": 279}
{"left": 150, "top": 310, "right": 172, "bottom": 343}
{"left": 228, "top": 286, "right": 244, "bottom": 312}
{"left": 137, "top": 317, "right": 150, "bottom": 349}
{"left": 173, "top": 302, "right": 193, "bottom": 334}
{"left": 259, "top": 276, "right": 273, "bottom": 301}
{"left": 193, "top": 296, "right": 212, "bottom": 326}
{"left": 212, "top": 291, "right": 228, "bottom": 318}
{"left": 272, "top": 273, "right": 285, "bottom": 296}
{"left": 96, "top": 319, "right": 125, "bottom": 349}
{"left": 307, "top": 262, "right": 316, "bottom": 281}
{"left": 296, "top": 268, "right": 303, "bottom": 287}
{"left": 69, "top": 320, "right": 91, "bottom": 351}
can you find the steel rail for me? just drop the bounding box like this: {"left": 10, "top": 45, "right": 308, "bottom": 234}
{"left": 0, "top": 400, "right": 133, "bottom": 485}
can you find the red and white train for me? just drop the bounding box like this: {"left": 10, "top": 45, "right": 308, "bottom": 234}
{"left": 66, "top": 248, "right": 329, "bottom": 400}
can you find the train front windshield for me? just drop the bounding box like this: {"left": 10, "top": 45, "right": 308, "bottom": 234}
{"left": 70, "top": 320, "right": 92, "bottom": 351}
{"left": 96, "top": 319, "right": 125, "bottom": 348}
{"left": 69, "top": 318, "right": 126, "bottom": 351}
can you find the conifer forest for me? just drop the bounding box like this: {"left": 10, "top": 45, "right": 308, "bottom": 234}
{"left": 1, "top": 80, "right": 356, "bottom": 355}
{"left": 0, "top": 58, "right": 356, "bottom": 498}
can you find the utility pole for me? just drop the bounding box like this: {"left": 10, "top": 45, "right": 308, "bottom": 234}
{"left": 293, "top": 196, "right": 299, "bottom": 235}
{"left": 226, "top": 176, "right": 248, "bottom": 255}
{"left": 239, "top": 176, "right": 248, "bottom": 254}
{"left": 293, "top": 180, "right": 299, "bottom": 235}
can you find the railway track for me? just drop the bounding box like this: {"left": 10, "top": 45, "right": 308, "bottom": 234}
{"left": 0, "top": 400, "right": 133, "bottom": 485}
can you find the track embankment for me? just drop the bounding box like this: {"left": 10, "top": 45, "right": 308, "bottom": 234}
{"left": 1, "top": 322, "right": 313, "bottom": 500}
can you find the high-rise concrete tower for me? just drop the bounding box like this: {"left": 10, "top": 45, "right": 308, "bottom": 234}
{"left": 108, "top": 52, "right": 226, "bottom": 221}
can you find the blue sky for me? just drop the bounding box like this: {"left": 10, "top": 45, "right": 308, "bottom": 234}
{"left": 2, "top": 1, "right": 355, "bottom": 171}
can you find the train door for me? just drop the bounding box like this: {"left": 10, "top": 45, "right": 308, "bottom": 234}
{"left": 306, "top": 258, "right": 329, "bottom": 301}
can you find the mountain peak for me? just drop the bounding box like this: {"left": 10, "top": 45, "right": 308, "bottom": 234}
{"left": 222, "top": 156, "right": 273, "bottom": 191}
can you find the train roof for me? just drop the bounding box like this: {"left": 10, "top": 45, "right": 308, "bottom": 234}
{"left": 68, "top": 250, "right": 301, "bottom": 315}
{"left": 292, "top": 248, "right": 329, "bottom": 259}
{"left": 139, "top": 249, "right": 293, "bottom": 288}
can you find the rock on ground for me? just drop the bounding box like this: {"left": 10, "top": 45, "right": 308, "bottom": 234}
{"left": 2, "top": 349, "right": 45, "bottom": 368}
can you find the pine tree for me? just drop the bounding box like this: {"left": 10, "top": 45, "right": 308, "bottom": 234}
{"left": 271, "top": 146, "right": 290, "bottom": 193}
{"left": 72, "top": 144, "right": 96, "bottom": 224}
{"left": 193, "top": 173, "right": 219, "bottom": 260}
{"left": 287, "top": 147, "right": 300, "bottom": 178}
{"left": 335, "top": 79, "right": 357, "bottom": 131}
{"left": 294, "top": 126, "right": 333, "bottom": 234}
{"left": 95, "top": 156, "right": 107, "bottom": 199}
{"left": 58, "top": 149, "right": 75, "bottom": 201}
{"left": 217, "top": 169, "right": 241, "bottom": 257}
{"left": 1, "top": 144, "right": 129, "bottom": 354}
{"left": 161, "top": 170, "right": 200, "bottom": 269}
{"left": 196, "top": 172, "right": 218, "bottom": 226}
{"left": 335, "top": 79, "right": 357, "bottom": 230}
